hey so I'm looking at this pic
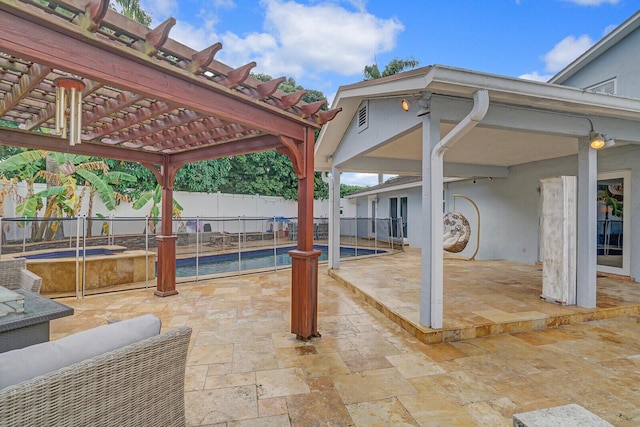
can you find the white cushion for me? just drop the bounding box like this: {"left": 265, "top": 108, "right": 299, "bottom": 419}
{"left": 0, "top": 314, "right": 161, "bottom": 389}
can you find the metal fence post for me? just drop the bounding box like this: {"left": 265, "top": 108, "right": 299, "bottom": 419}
{"left": 81, "top": 215, "right": 87, "bottom": 299}
{"left": 196, "top": 216, "right": 201, "bottom": 281}
{"left": 272, "top": 216, "right": 277, "bottom": 271}
{"left": 145, "top": 215, "right": 149, "bottom": 288}
{"left": 355, "top": 216, "right": 358, "bottom": 258}
{"left": 22, "top": 216, "right": 27, "bottom": 253}
{"left": 237, "top": 217, "right": 241, "bottom": 275}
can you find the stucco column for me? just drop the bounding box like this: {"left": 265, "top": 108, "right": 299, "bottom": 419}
{"left": 576, "top": 136, "right": 597, "bottom": 308}
{"left": 329, "top": 167, "right": 342, "bottom": 269}
{"left": 421, "top": 111, "right": 442, "bottom": 328}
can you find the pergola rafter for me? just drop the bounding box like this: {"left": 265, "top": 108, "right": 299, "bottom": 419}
{"left": 0, "top": 0, "right": 341, "bottom": 340}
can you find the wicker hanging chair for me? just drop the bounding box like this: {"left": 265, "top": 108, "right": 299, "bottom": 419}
{"left": 442, "top": 210, "right": 471, "bottom": 253}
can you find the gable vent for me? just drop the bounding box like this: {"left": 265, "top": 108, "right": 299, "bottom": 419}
{"left": 586, "top": 78, "right": 616, "bottom": 95}
{"left": 357, "top": 101, "right": 369, "bottom": 133}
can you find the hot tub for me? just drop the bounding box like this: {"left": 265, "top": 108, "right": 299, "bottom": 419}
{"left": 13, "top": 246, "right": 156, "bottom": 293}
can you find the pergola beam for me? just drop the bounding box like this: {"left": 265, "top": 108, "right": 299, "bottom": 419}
{"left": 0, "top": 8, "right": 307, "bottom": 141}
{"left": 0, "top": 128, "right": 166, "bottom": 164}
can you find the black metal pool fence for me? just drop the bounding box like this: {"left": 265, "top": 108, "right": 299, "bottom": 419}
{"left": 0, "top": 216, "right": 404, "bottom": 297}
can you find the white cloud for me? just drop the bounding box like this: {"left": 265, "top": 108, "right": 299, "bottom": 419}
{"left": 518, "top": 71, "right": 554, "bottom": 82}
{"left": 211, "top": 0, "right": 404, "bottom": 80}
{"left": 543, "top": 34, "right": 594, "bottom": 72}
{"left": 602, "top": 24, "right": 617, "bottom": 36}
{"left": 141, "top": 0, "right": 403, "bottom": 84}
{"left": 168, "top": 20, "right": 220, "bottom": 51}
{"left": 141, "top": 0, "right": 179, "bottom": 19}
{"left": 561, "top": 0, "right": 619, "bottom": 5}
{"left": 341, "top": 173, "right": 395, "bottom": 187}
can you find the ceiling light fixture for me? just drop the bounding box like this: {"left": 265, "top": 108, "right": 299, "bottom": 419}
{"left": 54, "top": 77, "right": 85, "bottom": 146}
{"left": 603, "top": 135, "right": 616, "bottom": 148}
{"left": 586, "top": 118, "right": 606, "bottom": 150}
{"left": 400, "top": 92, "right": 431, "bottom": 116}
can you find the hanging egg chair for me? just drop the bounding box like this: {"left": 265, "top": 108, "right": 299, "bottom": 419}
{"left": 443, "top": 194, "right": 480, "bottom": 260}
{"left": 443, "top": 210, "right": 471, "bottom": 253}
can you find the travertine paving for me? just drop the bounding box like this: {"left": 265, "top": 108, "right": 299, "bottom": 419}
{"left": 49, "top": 259, "right": 640, "bottom": 426}
{"left": 332, "top": 249, "right": 640, "bottom": 343}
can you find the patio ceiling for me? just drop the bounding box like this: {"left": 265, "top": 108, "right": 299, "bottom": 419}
{"left": 0, "top": 0, "right": 340, "bottom": 168}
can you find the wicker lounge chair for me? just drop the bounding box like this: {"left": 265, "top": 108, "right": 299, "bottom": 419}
{"left": 0, "top": 258, "right": 42, "bottom": 294}
{"left": 0, "top": 318, "right": 192, "bottom": 426}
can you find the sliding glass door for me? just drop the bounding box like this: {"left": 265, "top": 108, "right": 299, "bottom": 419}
{"left": 597, "top": 171, "right": 630, "bottom": 276}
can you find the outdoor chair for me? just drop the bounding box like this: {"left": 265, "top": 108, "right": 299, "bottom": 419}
{"left": 0, "top": 314, "right": 192, "bottom": 426}
{"left": 0, "top": 258, "right": 42, "bottom": 294}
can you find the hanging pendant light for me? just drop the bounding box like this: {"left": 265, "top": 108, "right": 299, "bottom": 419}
{"left": 53, "top": 77, "right": 85, "bottom": 146}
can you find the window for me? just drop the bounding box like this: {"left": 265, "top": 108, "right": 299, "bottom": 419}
{"left": 357, "top": 101, "right": 369, "bottom": 133}
{"left": 586, "top": 78, "right": 616, "bottom": 95}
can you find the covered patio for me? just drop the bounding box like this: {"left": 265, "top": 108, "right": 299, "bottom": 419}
{"left": 316, "top": 65, "right": 640, "bottom": 330}
{"left": 329, "top": 249, "right": 640, "bottom": 344}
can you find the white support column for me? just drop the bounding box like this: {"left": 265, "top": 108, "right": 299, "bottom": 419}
{"left": 421, "top": 112, "right": 442, "bottom": 328}
{"left": 329, "top": 167, "right": 342, "bottom": 269}
{"left": 577, "top": 136, "right": 597, "bottom": 308}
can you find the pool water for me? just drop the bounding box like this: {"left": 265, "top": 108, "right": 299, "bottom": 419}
{"left": 174, "top": 245, "right": 384, "bottom": 277}
{"left": 22, "top": 247, "right": 126, "bottom": 259}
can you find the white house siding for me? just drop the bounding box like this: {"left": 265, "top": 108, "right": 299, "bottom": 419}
{"left": 354, "top": 186, "right": 423, "bottom": 247}
{"left": 354, "top": 145, "right": 640, "bottom": 280}
{"left": 560, "top": 29, "right": 640, "bottom": 98}
{"left": 331, "top": 98, "right": 422, "bottom": 172}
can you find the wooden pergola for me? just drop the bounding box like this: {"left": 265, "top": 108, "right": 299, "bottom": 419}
{"left": 0, "top": 0, "right": 340, "bottom": 340}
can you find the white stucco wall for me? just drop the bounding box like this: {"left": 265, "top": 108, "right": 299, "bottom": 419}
{"left": 560, "top": 29, "right": 640, "bottom": 98}
{"left": 2, "top": 186, "right": 337, "bottom": 240}
{"left": 353, "top": 144, "right": 640, "bottom": 279}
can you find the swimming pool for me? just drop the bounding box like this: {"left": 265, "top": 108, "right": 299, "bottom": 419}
{"left": 175, "top": 245, "right": 385, "bottom": 277}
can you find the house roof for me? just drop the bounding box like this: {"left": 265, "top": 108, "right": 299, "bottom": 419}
{"left": 346, "top": 175, "right": 421, "bottom": 198}
{"left": 549, "top": 10, "right": 640, "bottom": 85}
{"left": 0, "top": 0, "right": 340, "bottom": 167}
{"left": 315, "top": 64, "right": 640, "bottom": 175}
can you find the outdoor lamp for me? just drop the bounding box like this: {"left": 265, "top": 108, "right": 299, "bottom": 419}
{"left": 590, "top": 130, "right": 605, "bottom": 149}
{"left": 604, "top": 135, "right": 616, "bottom": 148}
{"left": 401, "top": 93, "right": 431, "bottom": 116}
{"left": 54, "top": 77, "right": 85, "bottom": 146}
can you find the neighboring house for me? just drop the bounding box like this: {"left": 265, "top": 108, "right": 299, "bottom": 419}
{"left": 315, "top": 11, "right": 640, "bottom": 329}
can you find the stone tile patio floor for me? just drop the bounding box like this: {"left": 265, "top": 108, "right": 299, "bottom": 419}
{"left": 49, "top": 252, "right": 640, "bottom": 426}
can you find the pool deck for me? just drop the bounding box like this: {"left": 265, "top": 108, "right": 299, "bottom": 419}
{"left": 329, "top": 248, "right": 640, "bottom": 344}
{"left": 49, "top": 260, "right": 640, "bottom": 426}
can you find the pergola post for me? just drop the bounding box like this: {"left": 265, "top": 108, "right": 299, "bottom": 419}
{"left": 147, "top": 160, "right": 181, "bottom": 297}
{"left": 290, "top": 128, "right": 321, "bottom": 340}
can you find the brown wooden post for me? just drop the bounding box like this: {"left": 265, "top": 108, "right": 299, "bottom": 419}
{"left": 290, "top": 127, "right": 321, "bottom": 340}
{"left": 154, "top": 160, "right": 179, "bottom": 297}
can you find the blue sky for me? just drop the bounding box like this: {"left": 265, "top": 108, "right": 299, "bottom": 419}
{"left": 136, "top": 0, "right": 638, "bottom": 186}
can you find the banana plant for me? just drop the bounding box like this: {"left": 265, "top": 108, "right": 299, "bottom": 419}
{"left": 1, "top": 150, "right": 137, "bottom": 240}
{"left": 133, "top": 184, "right": 183, "bottom": 233}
